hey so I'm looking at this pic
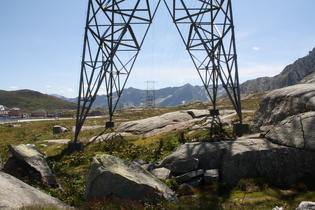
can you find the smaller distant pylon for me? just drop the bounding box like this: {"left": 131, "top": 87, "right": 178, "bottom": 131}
{"left": 146, "top": 81, "right": 156, "bottom": 107}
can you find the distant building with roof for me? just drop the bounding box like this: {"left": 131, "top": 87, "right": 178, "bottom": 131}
{"left": 8, "top": 108, "right": 23, "bottom": 117}
{"left": 31, "top": 109, "right": 49, "bottom": 117}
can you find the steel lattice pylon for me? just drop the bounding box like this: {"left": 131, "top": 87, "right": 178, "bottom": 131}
{"left": 164, "top": 0, "right": 241, "bottom": 116}
{"left": 74, "top": 0, "right": 161, "bottom": 143}
{"left": 73, "top": 0, "right": 247, "bottom": 144}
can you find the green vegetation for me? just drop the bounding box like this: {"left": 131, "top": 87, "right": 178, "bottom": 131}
{"left": 1, "top": 96, "right": 314, "bottom": 209}
{"left": 20, "top": 205, "right": 63, "bottom": 210}
{"left": 216, "top": 92, "right": 265, "bottom": 111}
{"left": 0, "top": 89, "right": 76, "bottom": 112}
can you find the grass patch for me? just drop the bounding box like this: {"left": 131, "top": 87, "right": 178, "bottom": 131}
{"left": 20, "top": 205, "right": 67, "bottom": 210}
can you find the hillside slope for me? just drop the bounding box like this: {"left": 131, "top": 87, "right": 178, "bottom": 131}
{"left": 0, "top": 89, "right": 77, "bottom": 112}
{"left": 241, "top": 47, "right": 315, "bottom": 93}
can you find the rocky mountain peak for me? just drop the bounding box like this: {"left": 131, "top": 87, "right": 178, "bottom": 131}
{"left": 240, "top": 47, "right": 315, "bottom": 93}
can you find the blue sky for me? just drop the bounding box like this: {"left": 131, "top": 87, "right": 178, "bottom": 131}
{"left": 0, "top": 0, "right": 314, "bottom": 98}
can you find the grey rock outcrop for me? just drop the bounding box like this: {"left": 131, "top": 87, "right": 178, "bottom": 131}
{"left": 159, "top": 141, "right": 227, "bottom": 171}
{"left": 266, "top": 111, "right": 315, "bottom": 151}
{"left": 42, "top": 139, "right": 71, "bottom": 144}
{"left": 151, "top": 167, "right": 172, "bottom": 180}
{"left": 143, "top": 119, "right": 201, "bottom": 138}
{"left": 3, "top": 144, "right": 58, "bottom": 187}
{"left": 300, "top": 71, "right": 315, "bottom": 84}
{"left": 241, "top": 77, "right": 274, "bottom": 93}
{"left": 116, "top": 111, "right": 194, "bottom": 134}
{"left": 175, "top": 169, "right": 204, "bottom": 184}
{"left": 93, "top": 109, "right": 238, "bottom": 140}
{"left": 168, "top": 158, "right": 199, "bottom": 174}
{"left": 220, "top": 139, "right": 315, "bottom": 186}
{"left": 296, "top": 201, "right": 315, "bottom": 210}
{"left": 0, "top": 171, "right": 69, "bottom": 209}
{"left": 254, "top": 84, "right": 315, "bottom": 129}
{"left": 158, "top": 136, "right": 315, "bottom": 187}
{"left": 187, "top": 110, "right": 209, "bottom": 118}
{"left": 113, "top": 110, "right": 208, "bottom": 138}
{"left": 52, "top": 125, "right": 68, "bottom": 134}
{"left": 89, "top": 132, "right": 133, "bottom": 142}
{"left": 204, "top": 169, "right": 220, "bottom": 184}
{"left": 84, "top": 154, "right": 178, "bottom": 204}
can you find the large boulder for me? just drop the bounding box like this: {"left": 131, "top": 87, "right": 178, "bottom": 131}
{"left": 254, "top": 84, "right": 315, "bottom": 129}
{"left": 266, "top": 111, "right": 315, "bottom": 152}
{"left": 158, "top": 136, "right": 315, "bottom": 187}
{"left": 168, "top": 158, "right": 199, "bottom": 174}
{"left": 3, "top": 144, "right": 58, "bottom": 187}
{"left": 159, "top": 141, "right": 228, "bottom": 170}
{"left": 220, "top": 139, "right": 315, "bottom": 186}
{"left": 114, "top": 110, "right": 211, "bottom": 138}
{"left": 52, "top": 125, "right": 68, "bottom": 134}
{"left": 296, "top": 201, "right": 315, "bottom": 210}
{"left": 0, "top": 171, "right": 69, "bottom": 209}
{"left": 84, "top": 154, "right": 178, "bottom": 204}
{"left": 116, "top": 111, "right": 193, "bottom": 134}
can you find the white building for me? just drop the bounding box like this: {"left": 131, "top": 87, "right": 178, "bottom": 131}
{"left": 0, "top": 105, "right": 8, "bottom": 117}
{"left": 0, "top": 105, "right": 5, "bottom": 111}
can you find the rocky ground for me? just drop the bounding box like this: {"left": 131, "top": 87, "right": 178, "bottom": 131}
{"left": 1, "top": 83, "right": 315, "bottom": 209}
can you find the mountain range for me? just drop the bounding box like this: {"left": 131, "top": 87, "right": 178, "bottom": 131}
{"left": 240, "top": 47, "right": 315, "bottom": 93}
{"left": 53, "top": 84, "right": 217, "bottom": 109}
{"left": 66, "top": 47, "right": 315, "bottom": 109}
{"left": 1, "top": 47, "right": 315, "bottom": 111}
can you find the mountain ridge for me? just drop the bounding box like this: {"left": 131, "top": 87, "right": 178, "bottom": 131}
{"left": 91, "top": 83, "right": 212, "bottom": 109}
{"left": 240, "top": 47, "right": 315, "bottom": 93}
{"left": 2, "top": 47, "right": 315, "bottom": 110}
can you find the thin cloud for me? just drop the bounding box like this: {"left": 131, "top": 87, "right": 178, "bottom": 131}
{"left": 58, "top": 87, "right": 76, "bottom": 96}
{"left": 252, "top": 47, "right": 260, "bottom": 51}
{"left": 66, "top": 88, "right": 75, "bottom": 93}
{"left": 9, "top": 86, "right": 18, "bottom": 90}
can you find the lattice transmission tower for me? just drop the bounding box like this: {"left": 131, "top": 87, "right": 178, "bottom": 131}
{"left": 164, "top": 0, "right": 248, "bottom": 136}
{"left": 73, "top": 0, "right": 248, "bottom": 146}
{"left": 146, "top": 81, "right": 156, "bottom": 107}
